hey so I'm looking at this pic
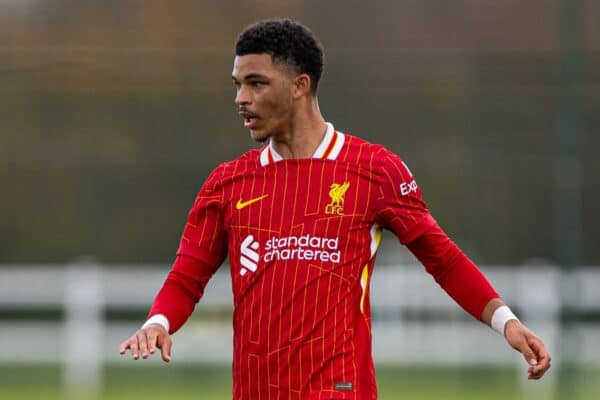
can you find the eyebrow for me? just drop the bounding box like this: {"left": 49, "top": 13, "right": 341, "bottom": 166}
{"left": 231, "top": 73, "right": 269, "bottom": 82}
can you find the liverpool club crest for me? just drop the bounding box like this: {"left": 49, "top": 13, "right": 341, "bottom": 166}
{"left": 325, "top": 181, "right": 350, "bottom": 215}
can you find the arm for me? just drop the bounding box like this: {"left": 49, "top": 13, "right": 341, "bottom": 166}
{"left": 120, "top": 165, "right": 228, "bottom": 362}
{"left": 371, "top": 149, "right": 550, "bottom": 379}
{"left": 407, "top": 224, "right": 551, "bottom": 379}
{"left": 119, "top": 254, "right": 219, "bottom": 362}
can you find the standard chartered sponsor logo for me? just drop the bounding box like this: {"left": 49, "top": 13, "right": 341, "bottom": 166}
{"left": 264, "top": 234, "right": 341, "bottom": 263}
{"left": 239, "top": 234, "right": 341, "bottom": 275}
{"left": 240, "top": 235, "right": 260, "bottom": 276}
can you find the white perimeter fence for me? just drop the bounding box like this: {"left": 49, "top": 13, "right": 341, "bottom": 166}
{"left": 1, "top": 263, "right": 599, "bottom": 398}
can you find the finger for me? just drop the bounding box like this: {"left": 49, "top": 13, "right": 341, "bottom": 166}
{"left": 147, "top": 330, "right": 158, "bottom": 355}
{"left": 523, "top": 338, "right": 550, "bottom": 380}
{"left": 137, "top": 331, "right": 150, "bottom": 359}
{"left": 528, "top": 363, "right": 550, "bottom": 380}
{"left": 529, "top": 365, "right": 549, "bottom": 378}
{"left": 158, "top": 335, "right": 172, "bottom": 363}
{"left": 129, "top": 337, "right": 140, "bottom": 360}
{"left": 524, "top": 336, "right": 551, "bottom": 379}
{"left": 529, "top": 358, "right": 551, "bottom": 376}
{"left": 119, "top": 340, "right": 131, "bottom": 355}
{"left": 518, "top": 339, "right": 538, "bottom": 367}
{"left": 535, "top": 363, "right": 550, "bottom": 378}
{"left": 529, "top": 337, "right": 551, "bottom": 370}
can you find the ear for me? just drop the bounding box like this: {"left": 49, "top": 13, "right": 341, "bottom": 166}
{"left": 292, "top": 73, "right": 312, "bottom": 99}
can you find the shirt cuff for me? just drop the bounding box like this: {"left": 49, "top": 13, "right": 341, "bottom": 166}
{"left": 141, "top": 314, "right": 170, "bottom": 333}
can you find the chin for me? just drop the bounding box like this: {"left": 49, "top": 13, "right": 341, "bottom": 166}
{"left": 250, "top": 129, "right": 270, "bottom": 144}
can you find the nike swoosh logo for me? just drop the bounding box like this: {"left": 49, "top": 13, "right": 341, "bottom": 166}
{"left": 236, "top": 194, "right": 269, "bottom": 210}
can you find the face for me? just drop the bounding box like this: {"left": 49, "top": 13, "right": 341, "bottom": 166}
{"left": 232, "top": 54, "right": 296, "bottom": 142}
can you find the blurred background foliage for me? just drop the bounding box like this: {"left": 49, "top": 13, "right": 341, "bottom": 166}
{"left": 1, "top": 0, "right": 598, "bottom": 265}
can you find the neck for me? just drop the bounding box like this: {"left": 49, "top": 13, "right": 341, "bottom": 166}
{"left": 270, "top": 100, "right": 327, "bottom": 159}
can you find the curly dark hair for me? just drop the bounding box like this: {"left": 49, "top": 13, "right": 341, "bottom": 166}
{"left": 235, "top": 19, "right": 324, "bottom": 94}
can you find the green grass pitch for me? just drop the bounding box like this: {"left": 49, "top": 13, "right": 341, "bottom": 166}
{"left": 1, "top": 364, "right": 597, "bottom": 399}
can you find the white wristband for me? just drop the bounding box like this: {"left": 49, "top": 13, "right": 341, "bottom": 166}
{"left": 141, "top": 314, "right": 170, "bottom": 333}
{"left": 491, "top": 305, "right": 518, "bottom": 336}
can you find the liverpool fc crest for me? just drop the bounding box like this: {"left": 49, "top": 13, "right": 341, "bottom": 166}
{"left": 325, "top": 181, "right": 350, "bottom": 215}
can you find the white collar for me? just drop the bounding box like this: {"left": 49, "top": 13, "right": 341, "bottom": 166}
{"left": 259, "top": 122, "right": 346, "bottom": 166}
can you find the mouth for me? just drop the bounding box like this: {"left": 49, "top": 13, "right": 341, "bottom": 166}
{"left": 244, "top": 117, "right": 258, "bottom": 129}
{"left": 239, "top": 111, "right": 259, "bottom": 129}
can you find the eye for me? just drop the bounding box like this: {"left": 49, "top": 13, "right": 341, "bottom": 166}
{"left": 250, "top": 81, "right": 264, "bottom": 88}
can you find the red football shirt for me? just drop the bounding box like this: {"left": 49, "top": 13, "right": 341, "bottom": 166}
{"left": 175, "top": 123, "right": 436, "bottom": 399}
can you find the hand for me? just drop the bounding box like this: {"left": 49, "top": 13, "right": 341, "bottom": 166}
{"left": 504, "top": 320, "right": 551, "bottom": 379}
{"left": 119, "top": 324, "right": 172, "bottom": 362}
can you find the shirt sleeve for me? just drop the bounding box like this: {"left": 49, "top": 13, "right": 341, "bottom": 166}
{"left": 148, "top": 165, "right": 229, "bottom": 334}
{"left": 148, "top": 255, "right": 218, "bottom": 334}
{"left": 406, "top": 222, "right": 500, "bottom": 320}
{"left": 374, "top": 148, "right": 436, "bottom": 244}
{"left": 176, "top": 166, "right": 228, "bottom": 267}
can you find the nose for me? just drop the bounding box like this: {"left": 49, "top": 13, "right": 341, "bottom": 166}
{"left": 235, "top": 85, "right": 250, "bottom": 106}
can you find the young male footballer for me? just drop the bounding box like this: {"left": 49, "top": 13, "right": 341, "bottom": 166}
{"left": 120, "top": 19, "right": 551, "bottom": 399}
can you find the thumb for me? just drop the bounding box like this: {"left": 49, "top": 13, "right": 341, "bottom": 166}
{"left": 520, "top": 342, "right": 538, "bottom": 366}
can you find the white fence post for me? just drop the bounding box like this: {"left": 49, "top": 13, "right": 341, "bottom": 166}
{"left": 517, "top": 265, "right": 560, "bottom": 399}
{"left": 62, "top": 261, "right": 103, "bottom": 400}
